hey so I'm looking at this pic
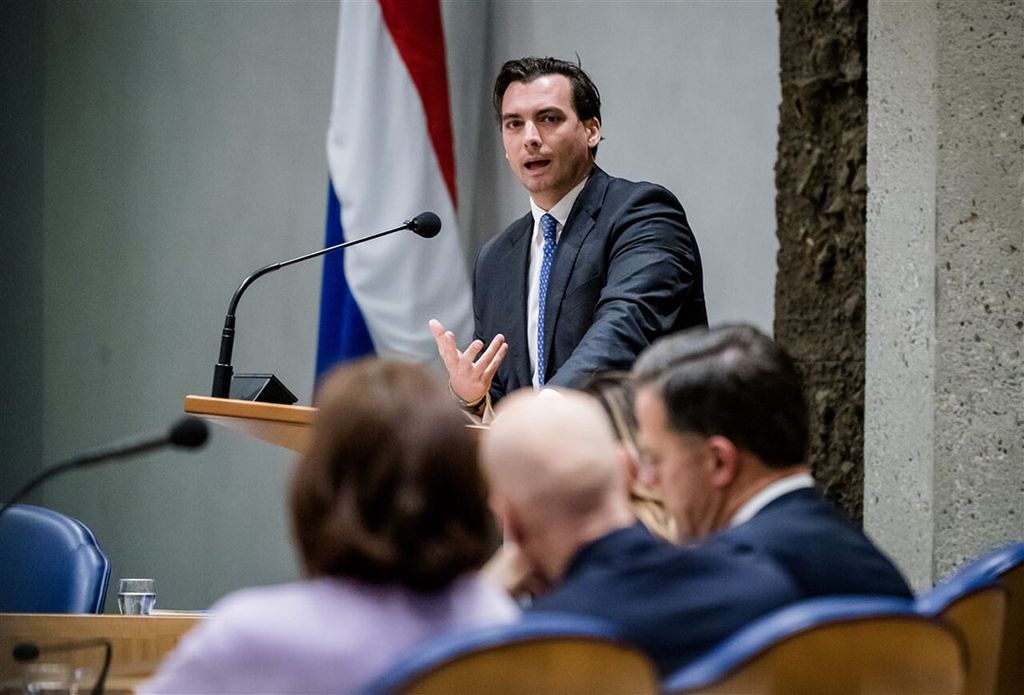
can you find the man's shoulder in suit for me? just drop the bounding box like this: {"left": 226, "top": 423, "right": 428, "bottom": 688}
{"left": 528, "top": 523, "right": 799, "bottom": 676}
{"left": 708, "top": 488, "right": 914, "bottom": 599}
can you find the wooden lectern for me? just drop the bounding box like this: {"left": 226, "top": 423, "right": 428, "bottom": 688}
{"left": 184, "top": 395, "right": 315, "bottom": 453}
{"left": 184, "top": 394, "right": 485, "bottom": 454}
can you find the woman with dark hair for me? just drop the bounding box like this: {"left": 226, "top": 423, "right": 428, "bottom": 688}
{"left": 143, "top": 360, "right": 517, "bottom": 694}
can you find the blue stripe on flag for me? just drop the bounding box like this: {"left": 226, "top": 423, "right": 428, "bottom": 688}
{"left": 315, "top": 177, "right": 374, "bottom": 382}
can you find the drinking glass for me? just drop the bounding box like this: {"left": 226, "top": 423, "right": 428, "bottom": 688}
{"left": 117, "top": 578, "right": 156, "bottom": 615}
{"left": 23, "top": 662, "right": 78, "bottom": 694}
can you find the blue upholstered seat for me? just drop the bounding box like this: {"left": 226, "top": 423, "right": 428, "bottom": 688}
{"left": 0, "top": 504, "right": 111, "bottom": 613}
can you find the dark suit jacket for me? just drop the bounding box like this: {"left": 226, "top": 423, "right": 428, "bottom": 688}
{"left": 705, "top": 487, "right": 913, "bottom": 599}
{"left": 473, "top": 167, "right": 706, "bottom": 402}
{"left": 529, "top": 523, "right": 799, "bottom": 676}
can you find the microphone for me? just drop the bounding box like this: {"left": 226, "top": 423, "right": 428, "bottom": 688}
{"left": 0, "top": 417, "right": 209, "bottom": 518}
{"left": 13, "top": 639, "right": 112, "bottom": 695}
{"left": 407, "top": 211, "right": 441, "bottom": 238}
{"left": 169, "top": 417, "right": 209, "bottom": 448}
{"left": 210, "top": 211, "right": 443, "bottom": 401}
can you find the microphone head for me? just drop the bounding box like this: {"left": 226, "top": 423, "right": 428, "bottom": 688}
{"left": 407, "top": 211, "right": 441, "bottom": 238}
{"left": 13, "top": 643, "right": 39, "bottom": 662}
{"left": 169, "top": 417, "right": 209, "bottom": 449}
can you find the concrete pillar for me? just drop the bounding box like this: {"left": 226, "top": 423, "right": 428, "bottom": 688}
{"left": 865, "top": 0, "right": 1023, "bottom": 590}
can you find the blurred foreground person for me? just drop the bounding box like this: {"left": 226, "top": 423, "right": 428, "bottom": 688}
{"left": 143, "top": 361, "right": 517, "bottom": 694}
{"left": 481, "top": 390, "right": 798, "bottom": 675}
{"left": 632, "top": 324, "right": 912, "bottom": 598}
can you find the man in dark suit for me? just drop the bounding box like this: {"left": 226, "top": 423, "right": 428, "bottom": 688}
{"left": 431, "top": 57, "right": 706, "bottom": 415}
{"left": 631, "top": 324, "right": 913, "bottom": 599}
{"left": 480, "top": 389, "right": 800, "bottom": 676}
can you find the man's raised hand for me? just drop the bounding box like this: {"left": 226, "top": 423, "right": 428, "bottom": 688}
{"left": 429, "top": 319, "right": 508, "bottom": 404}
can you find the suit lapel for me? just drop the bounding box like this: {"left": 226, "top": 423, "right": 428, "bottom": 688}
{"left": 541, "top": 168, "right": 609, "bottom": 374}
{"left": 495, "top": 212, "right": 533, "bottom": 389}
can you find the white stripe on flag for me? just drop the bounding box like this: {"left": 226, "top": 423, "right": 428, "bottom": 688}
{"left": 326, "top": 1, "right": 472, "bottom": 363}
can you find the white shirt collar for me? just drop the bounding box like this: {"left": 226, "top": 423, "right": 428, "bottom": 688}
{"left": 529, "top": 175, "right": 589, "bottom": 233}
{"left": 729, "top": 472, "right": 815, "bottom": 528}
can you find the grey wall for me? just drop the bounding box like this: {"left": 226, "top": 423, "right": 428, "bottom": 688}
{"left": 474, "top": 1, "right": 781, "bottom": 332}
{"left": 0, "top": 1, "right": 45, "bottom": 507}
{"left": 36, "top": 1, "right": 338, "bottom": 610}
{"left": 3, "top": 1, "right": 780, "bottom": 610}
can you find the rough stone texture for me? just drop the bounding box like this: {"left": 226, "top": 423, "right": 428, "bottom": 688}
{"left": 775, "top": 0, "right": 867, "bottom": 521}
{"left": 865, "top": 0, "right": 1023, "bottom": 590}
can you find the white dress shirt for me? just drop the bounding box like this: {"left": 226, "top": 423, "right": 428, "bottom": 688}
{"left": 729, "top": 472, "right": 815, "bottom": 528}
{"left": 526, "top": 177, "right": 589, "bottom": 387}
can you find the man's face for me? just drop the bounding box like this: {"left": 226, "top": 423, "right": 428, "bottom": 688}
{"left": 500, "top": 74, "right": 600, "bottom": 210}
{"left": 635, "top": 386, "right": 722, "bottom": 542}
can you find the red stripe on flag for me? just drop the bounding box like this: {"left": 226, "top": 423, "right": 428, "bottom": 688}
{"left": 378, "top": 0, "right": 458, "bottom": 208}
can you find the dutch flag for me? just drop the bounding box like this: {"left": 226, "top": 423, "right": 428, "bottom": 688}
{"left": 316, "top": 0, "right": 472, "bottom": 381}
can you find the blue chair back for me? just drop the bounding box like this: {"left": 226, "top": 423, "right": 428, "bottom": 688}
{"left": 362, "top": 613, "right": 658, "bottom": 695}
{"left": 0, "top": 504, "right": 111, "bottom": 613}
{"left": 924, "top": 542, "right": 1024, "bottom": 695}
{"left": 663, "top": 596, "right": 964, "bottom": 694}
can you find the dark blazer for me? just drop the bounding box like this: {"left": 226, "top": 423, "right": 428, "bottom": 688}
{"left": 705, "top": 487, "right": 914, "bottom": 599}
{"left": 529, "top": 523, "right": 799, "bottom": 676}
{"left": 473, "top": 167, "right": 706, "bottom": 402}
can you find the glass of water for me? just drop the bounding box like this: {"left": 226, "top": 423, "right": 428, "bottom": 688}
{"left": 117, "top": 578, "right": 156, "bottom": 615}
{"left": 23, "top": 662, "right": 78, "bottom": 694}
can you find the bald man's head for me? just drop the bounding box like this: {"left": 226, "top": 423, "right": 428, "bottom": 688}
{"left": 481, "top": 389, "right": 630, "bottom": 535}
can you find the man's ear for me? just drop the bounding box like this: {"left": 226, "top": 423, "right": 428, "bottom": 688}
{"left": 491, "top": 495, "right": 528, "bottom": 548}
{"left": 497, "top": 500, "right": 525, "bottom": 546}
{"left": 616, "top": 442, "right": 639, "bottom": 489}
{"left": 705, "top": 435, "right": 740, "bottom": 489}
{"left": 489, "top": 492, "right": 510, "bottom": 530}
{"left": 583, "top": 117, "right": 601, "bottom": 148}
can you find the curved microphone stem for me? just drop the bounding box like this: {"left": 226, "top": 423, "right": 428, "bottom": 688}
{"left": 0, "top": 441, "right": 165, "bottom": 519}
{"left": 93, "top": 640, "right": 112, "bottom": 695}
{"left": 0, "top": 419, "right": 206, "bottom": 519}
{"left": 0, "top": 460, "right": 84, "bottom": 519}
{"left": 210, "top": 221, "right": 415, "bottom": 398}
{"left": 13, "top": 639, "right": 111, "bottom": 695}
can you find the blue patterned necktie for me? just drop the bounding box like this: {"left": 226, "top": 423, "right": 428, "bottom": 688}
{"left": 536, "top": 213, "right": 558, "bottom": 386}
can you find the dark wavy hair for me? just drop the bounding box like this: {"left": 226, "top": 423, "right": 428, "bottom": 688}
{"left": 290, "top": 360, "right": 492, "bottom": 593}
{"left": 492, "top": 56, "right": 602, "bottom": 155}
{"left": 632, "top": 325, "right": 808, "bottom": 469}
